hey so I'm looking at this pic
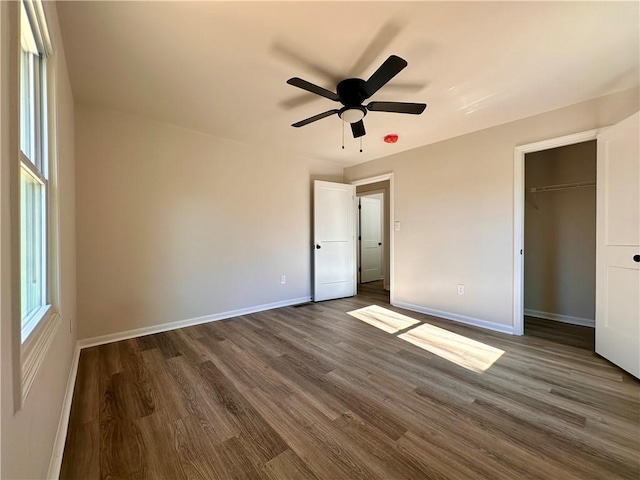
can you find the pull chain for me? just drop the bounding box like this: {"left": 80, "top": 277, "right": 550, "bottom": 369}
{"left": 342, "top": 121, "right": 345, "bottom": 149}
{"left": 360, "top": 136, "right": 363, "bottom": 153}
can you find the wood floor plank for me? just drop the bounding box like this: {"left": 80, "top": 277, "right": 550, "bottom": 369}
{"left": 262, "top": 449, "right": 320, "bottom": 480}
{"left": 172, "top": 416, "right": 222, "bottom": 480}
{"left": 165, "top": 355, "right": 240, "bottom": 444}
{"left": 117, "top": 345, "right": 156, "bottom": 419}
{"left": 332, "top": 410, "right": 443, "bottom": 479}
{"left": 246, "top": 387, "right": 379, "bottom": 480}
{"left": 59, "top": 419, "right": 99, "bottom": 480}
{"left": 273, "top": 352, "right": 409, "bottom": 441}
{"left": 197, "top": 360, "right": 289, "bottom": 463}
{"left": 139, "top": 348, "right": 192, "bottom": 423}
{"left": 62, "top": 282, "right": 640, "bottom": 479}
{"left": 135, "top": 411, "right": 187, "bottom": 479}
{"left": 99, "top": 375, "right": 147, "bottom": 479}
{"left": 164, "top": 329, "right": 210, "bottom": 364}
{"left": 171, "top": 414, "right": 265, "bottom": 480}
{"left": 394, "top": 431, "right": 479, "bottom": 480}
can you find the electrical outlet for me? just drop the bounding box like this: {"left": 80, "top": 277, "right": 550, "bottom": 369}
{"left": 281, "top": 275, "right": 286, "bottom": 284}
{"left": 457, "top": 284, "right": 465, "bottom": 295}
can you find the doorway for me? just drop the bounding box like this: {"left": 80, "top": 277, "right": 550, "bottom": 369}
{"left": 523, "top": 140, "right": 596, "bottom": 348}
{"left": 515, "top": 115, "right": 639, "bottom": 378}
{"left": 351, "top": 174, "right": 394, "bottom": 303}
{"left": 358, "top": 192, "right": 384, "bottom": 282}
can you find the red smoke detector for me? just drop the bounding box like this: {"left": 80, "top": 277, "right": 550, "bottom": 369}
{"left": 384, "top": 134, "right": 399, "bottom": 144}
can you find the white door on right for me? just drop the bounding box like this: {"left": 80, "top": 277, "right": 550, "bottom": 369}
{"left": 596, "top": 111, "right": 639, "bottom": 378}
{"left": 360, "top": 194, "right": 383, "bottom": 283}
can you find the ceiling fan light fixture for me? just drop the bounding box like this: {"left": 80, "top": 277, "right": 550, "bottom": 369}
{"left": 339, "top": 107, "right": 366, "bottom": 124}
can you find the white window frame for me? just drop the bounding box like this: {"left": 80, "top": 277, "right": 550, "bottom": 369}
{"left": 19, "top": 53, "right": 49, "bottom": 342}
{"left": 20, "top": 156, "right": 50, "bottom": 341}
{"left": 18, "top": 0, "right": 60, "bottom": 403}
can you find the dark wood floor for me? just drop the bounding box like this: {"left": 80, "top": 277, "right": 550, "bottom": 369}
{"left": 357, "top": 279, "right": 390, "bottom": 303}
{"left": 61, "top": 286, "right": 639, "bottom": 479}
{"left": 524, "top": 315, "right": 595, "bottom": 350}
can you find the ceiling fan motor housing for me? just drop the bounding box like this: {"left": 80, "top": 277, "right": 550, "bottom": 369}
{"left": 337, "top": 79, "right": 368, "bottom": 124}
{"left": 336, "top": 78, "right": 368, "bottom": 106}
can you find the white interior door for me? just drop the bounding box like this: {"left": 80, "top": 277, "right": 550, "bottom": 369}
{"left": 313, "top": 180, "right": 356, "bottom": 301}
{"left": 360, "top": 194, "right": 383, "bottom": 283}
{"left": 596, "top": 112, "right": 640, "bottom": 378}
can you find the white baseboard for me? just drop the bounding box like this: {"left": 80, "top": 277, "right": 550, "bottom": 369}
{"left": 47, "top": 342, "right": 81, "bottom": 480}
{"left": 78, "top": 296, "right": 312, "bottom": 348}
{"left": 524, "top": 309, "right": 594, "bottom": 327}
{"left": 393, "top": 301, "right": 514, "bottom": 335}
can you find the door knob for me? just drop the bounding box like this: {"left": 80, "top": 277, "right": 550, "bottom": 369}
{"left": 316, "top": 244, "right": 321, "bottom": 249}
{"left": 378, "top": 242, "right": 382, "bottom": 246}
{"left": 634, "top": 254, "right": 640, "bottom": 263}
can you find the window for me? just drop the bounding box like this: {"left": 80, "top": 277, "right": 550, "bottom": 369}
{"left": 18, "top": 0, "right": 59, "bottom": 404}
{"left": 20, "top": 0, "right": 50, "bottom": 342}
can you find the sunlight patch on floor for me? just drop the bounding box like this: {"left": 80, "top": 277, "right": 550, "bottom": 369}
{"left": 347, "top": 305, "right": 420, "bottom": 333}
{"left": 398, "top": 323, "right": 505, "bottom": 373}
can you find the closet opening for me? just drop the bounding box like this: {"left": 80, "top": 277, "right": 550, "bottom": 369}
{"left": 523, "top": 140, "right": 596, "bottom": 349}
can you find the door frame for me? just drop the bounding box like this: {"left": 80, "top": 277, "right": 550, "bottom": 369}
{"left": 512, "top": 129, "right": 599, "bottom": 335}
{"left": 351, "top": 173, "right": 394, "bottom": 303}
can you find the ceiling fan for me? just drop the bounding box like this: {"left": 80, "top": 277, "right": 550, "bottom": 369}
{"left": 287, "top": 55, "right": 426, "bottom": 138}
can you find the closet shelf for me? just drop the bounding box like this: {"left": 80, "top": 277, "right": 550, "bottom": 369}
{"left": 528, "top": 181, "right": 596, "bottom": 193}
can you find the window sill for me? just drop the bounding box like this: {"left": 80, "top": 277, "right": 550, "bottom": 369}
{"left": 22, "top": 304, "right": 51, "bottom": 343}
{"left": 21, "top": 307, "right": 61, "bottom": 401}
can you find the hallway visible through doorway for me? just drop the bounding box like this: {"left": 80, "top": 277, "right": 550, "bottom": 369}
{"left": 357, "top": 279, "right": 390, "bottom": 304}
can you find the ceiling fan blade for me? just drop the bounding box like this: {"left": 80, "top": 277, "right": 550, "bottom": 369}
{"left": 362, "top": 55, "right": 408, "bottom": 99}
{"left": 351, "top": 120, "right": 366, "bottom": 138}
{"left": 292, "top": 109, "right": 340, "bottom": 127}
{"left": 367, "top": 101, "right": 427, "bottom": 115}
{"left": 287, "top": 78, "right": 339, "bottom": 102}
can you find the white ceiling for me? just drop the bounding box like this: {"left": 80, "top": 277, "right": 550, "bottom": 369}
{"left": 57, "top": 1, "right": 639, "bottom": 167}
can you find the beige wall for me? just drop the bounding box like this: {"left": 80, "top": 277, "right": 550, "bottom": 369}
{"left": 75, "top": 105, "right": 343, "bottom": 340}
{"left": 344, "top": 88, "right": 639, "bottom": 331}
{"left": 524, "top": 141, "right": 596, "bottom": 322}
{"left": 357, "top": 181, "right": 390, "bottom": 290}
{"left": 1, "top": 2, "right": 77, "bottom": 478}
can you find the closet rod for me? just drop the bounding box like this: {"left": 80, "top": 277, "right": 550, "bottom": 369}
{"left": 528, "top": 181, "right": 596, "bottom": 193}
